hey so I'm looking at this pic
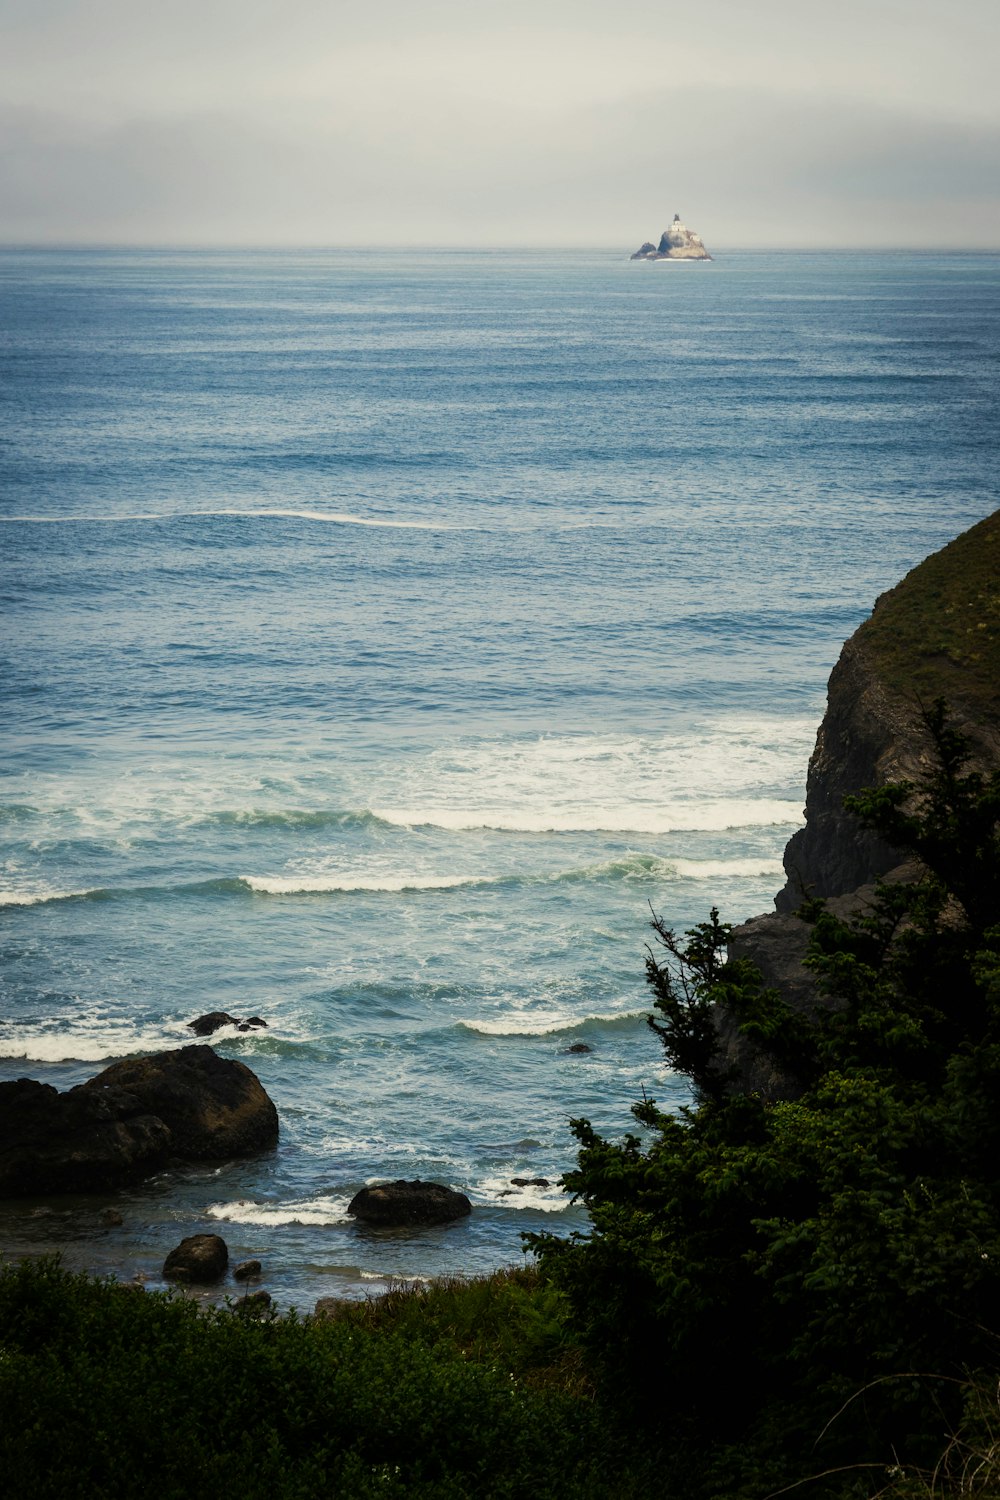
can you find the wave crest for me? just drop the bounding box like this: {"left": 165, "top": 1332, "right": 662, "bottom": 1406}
{"left": 370, "top": 798, "right": 803, "bottom": 834}
{"left": 0, "top": 506, "right": 447, "bottom": 532}
{"left": 206, "top": 1195, "right": 354, "bottom": 1228}
{"left": 458, "top": 1009, "right": 646, "bottom": 1038}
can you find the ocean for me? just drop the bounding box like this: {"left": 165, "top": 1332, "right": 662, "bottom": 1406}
{"left": 1, "top": 246, "right": 998, "bottom": 1307}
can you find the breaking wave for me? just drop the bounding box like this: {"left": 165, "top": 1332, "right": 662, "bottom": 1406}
{"left": 457, "top": 1009, "right": 646, "bottom": 1039}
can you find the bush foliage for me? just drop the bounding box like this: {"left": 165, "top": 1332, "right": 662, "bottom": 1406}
{"left": 529, "top": 702, "right": 1000, "bottom": 1498}
{"left": 0, "top": 1258, "right": 658, "bottom": 1499}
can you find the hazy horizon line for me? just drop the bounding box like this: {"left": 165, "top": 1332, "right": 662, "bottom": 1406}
{"left": 2, "top": 241, "right": 999, "bottom": 255}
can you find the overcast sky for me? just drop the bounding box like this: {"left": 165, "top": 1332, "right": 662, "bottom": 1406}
{"left": 1, "top": 0, "right": 998, "bottom": 247}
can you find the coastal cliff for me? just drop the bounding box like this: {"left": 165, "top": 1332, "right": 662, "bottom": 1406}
{"left": 721, "top": 510, "right": 1000, "bottom": 1094}
{"left": 778, "top": 510, "right": 1000, "bottom": 910}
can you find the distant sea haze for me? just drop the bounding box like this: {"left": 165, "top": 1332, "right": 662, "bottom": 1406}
{"left": 1, "top": 247, "right": 997, "bottom": 1305}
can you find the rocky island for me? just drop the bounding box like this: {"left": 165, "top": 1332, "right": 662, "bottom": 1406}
{"left": 631, "top": 212, "right": 712, "bottom": 261}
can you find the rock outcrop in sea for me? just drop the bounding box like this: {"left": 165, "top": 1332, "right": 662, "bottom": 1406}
{"left": 163, "top": 1232, "right": 229, "bottom": 1283}
{"left": 631, "top": 213, "right": 712, "bottom": 261}
{"left": 0, "top": 1044, "right": 279, "bottom": 1196}
{"left": 348, "top": 1179, "right": 472, "bottom": 1228}
{"left": 720, "top": 511, "right": 1000, "bottom": 1096}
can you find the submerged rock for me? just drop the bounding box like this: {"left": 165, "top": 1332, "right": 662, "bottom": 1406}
{"left": 188, "top": 1011, "right": 240, "bottom": 1036}
{"left": 233, "top": 1259, "right": 262, "bottom": 1281}
{"left": 188, "top": 1012, "right": 268, "bottom": 1036}
{"left": 313, "top": 1296, "right": 350, "bottom": 1319}
{"left": 163, "top": 1233, "right": 229, "bottom": 1283}
{"left": 0, "top": 1045, "right": 279, "bottom": 1197}
{"left": 348, "top": 1179, "right": 472, "bottom": 1227}
{"left": 631, "top": 213, "right": 712, "bottom": 261}
{"left": 237, "top": 1289, "right": 272, "bottom": 1315}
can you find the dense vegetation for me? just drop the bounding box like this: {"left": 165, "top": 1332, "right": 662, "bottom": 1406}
{"left": 0, "top": 1259, "right": 661, "bottom": 1498}
{"left": 855, "top": 509, "right": 999, "bottom": 712}
{"left": 2, "top": 702, "right": 998, "bottom": 1497}
{"left": 529, "top": 702, "right": 1000, "bottom": 1497}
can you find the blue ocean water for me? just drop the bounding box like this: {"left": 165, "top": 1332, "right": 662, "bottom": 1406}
{"left": 1, "top": 247, "right": 998, "bottom": 1305}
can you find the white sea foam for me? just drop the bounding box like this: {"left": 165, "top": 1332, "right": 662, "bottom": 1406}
{"left": 369, "top": 720, "right": 812, "bottom": 835}
{"left": 458, "top": 1008, "right": 644, "bottom": 1038}
{"left": 243, "top": 873, "right": 482, "bottom": 895}
{"left": 0, "top": 854, "right": 784, "bottom": 909}
{"left": 0, "top": 886, "right": 87, "bottom": 907}
{"left": 358, "top": 1270, "right": 435, "bottom": 1284}
{"left": 372, "top": 800, "right": 803, "bottom": 834}
{"left": 0, "top": 718, "right": 811, "bottom": 847}
{"left": 214, "top": 507, "right": 447, "bottom": 531}
{"left": 475, "top": 1175, "right": 569, "bottom": 1212}
{"left": 0, "top": 1011, "right": 181, "bottom": 1065}
{"left": 672, "top": 857, "right": 786, "bottom": 879}
{"left": 358, "top": 1272, "right": 440, "bottom": 1284}
{"left": 307, "top": 1134, "right": 428, "bottom": 1161}
{"left": 0, "top": 1001, "right": 313, "bottom": 1064}
{"left": 460, "top": 1015, "right": 578, "bottom": 1037}
{"left": 206, "top": 1195, "right": 354, "bottom": 1228}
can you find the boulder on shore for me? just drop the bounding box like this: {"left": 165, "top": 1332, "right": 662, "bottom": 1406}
{"left": 82, "top": 1044, "right": 278, "bottom": 1160}
{"left": 0, "top": 1078, "right": 173, "bottom": 1196}
{"left": 0, "top": 1045, "right": 279, "bottom": 1198}
{"left": 163, "top": 1233, "right": 229, "bottom": 1283}
{"left": 348, "top": 1179, "right": 472, "bottom": 1227}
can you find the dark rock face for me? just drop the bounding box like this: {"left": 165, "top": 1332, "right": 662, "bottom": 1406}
{"left": 775, "top": 641, "right": 925, "bottom": 912}
{"left": 233, "top": 1259, "right": 262, "bottom": 1281}
{"left": 723, "top": 514, "right": 1000, "bottom": 1099}
{"left": 348, "top": 1180, "right": 472, "bottom": 1227}
{"left": 82, "top": 1045, "right": 279, "bottom": 1161}
{"left": 0, "top": 1077, "right": 173, "bottom": 1196}
{"left": 776, "top": 512, "right": 1000, "bottom": 913}
{"left": 163, "top": 1233, "right": 229, "bottom": 1283}
{"left": 717, "top": 887, "right": 887, "bottom": 1099}
{"left": 0, "top": 1046, "right": 278, "bottom": 1198}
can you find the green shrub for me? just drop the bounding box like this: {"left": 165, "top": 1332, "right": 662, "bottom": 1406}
{"left": 529, "top": 704, "right": 1000, "bottom": 1499}
{"left": 0, "top": 1256, "right": 656, "bottom": 1498}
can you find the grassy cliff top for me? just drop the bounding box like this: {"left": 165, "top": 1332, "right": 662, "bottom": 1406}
{"left": 857, "top": 509, "right": 1000, "bottom": 725}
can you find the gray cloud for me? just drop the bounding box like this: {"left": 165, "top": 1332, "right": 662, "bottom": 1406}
{"left": 0, "top": 1, "right": 996, "bottom": 245}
